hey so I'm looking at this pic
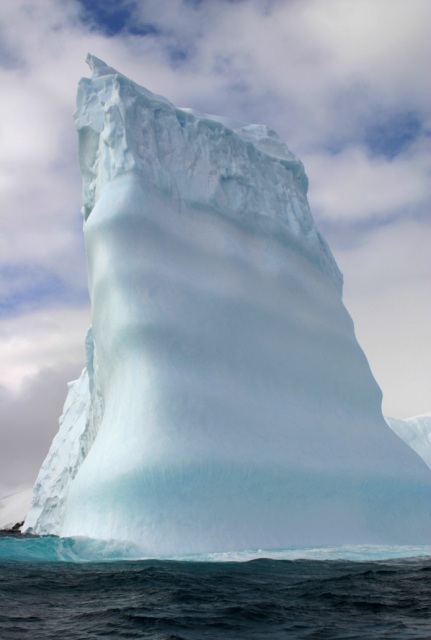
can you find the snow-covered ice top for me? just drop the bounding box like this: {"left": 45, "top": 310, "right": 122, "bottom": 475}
{"left": 77, "top": 54, "right": 342, "bottom": 289}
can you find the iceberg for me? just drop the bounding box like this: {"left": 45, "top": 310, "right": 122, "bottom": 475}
{"left": 24, "top": 56, "right": 431, "bottom": 554}
{"left": 386, "top": 414, "right": 431, "bottom": 470}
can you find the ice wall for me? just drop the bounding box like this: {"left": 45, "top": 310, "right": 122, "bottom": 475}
{"left": 24, "top": 56, "right": 431, "bottom": 552}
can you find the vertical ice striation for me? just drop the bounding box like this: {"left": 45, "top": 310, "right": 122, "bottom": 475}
{"left": 24, "top": 56, "right": 431, "bottom": 552}
{"left": 24, "top": 329, "right": 103, "bottom": 534}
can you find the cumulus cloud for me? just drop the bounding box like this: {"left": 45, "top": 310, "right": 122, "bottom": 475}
{"left": 125, "top": 0, "right": 431, "bottom": 147}
{"left": 0, "top": 305, "right": 90, "bottom": 391}
{"left": 306, "top": 141, "right": 431, "bottom": 223}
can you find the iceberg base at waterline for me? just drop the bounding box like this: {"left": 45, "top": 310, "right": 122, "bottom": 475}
{"left": 23, "top": 56, "right": 431, "bottom": 555}
{"left": 3, "top": 534, "right": 431, "bottom": 564}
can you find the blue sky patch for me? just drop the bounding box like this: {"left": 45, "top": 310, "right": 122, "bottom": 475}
{"left": 77, "top": 0, "right": 159, "bottom": 37}
{"left": 364, "top": 111, "right": 422, "bottom": 159}
{"left": 0, "top": 266, "right": 88, "bottom": 317}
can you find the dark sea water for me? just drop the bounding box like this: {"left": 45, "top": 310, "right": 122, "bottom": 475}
{"left": 1, "top": 537, "right": 431, "bottom": 639}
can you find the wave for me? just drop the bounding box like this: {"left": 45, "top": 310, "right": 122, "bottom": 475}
{"left": 1, "top": 535, "right": 431, "bottom": 564}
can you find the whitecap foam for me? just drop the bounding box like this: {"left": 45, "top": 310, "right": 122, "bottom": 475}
{"left": 2, "top": 536, "right": 431, "bottom": 564}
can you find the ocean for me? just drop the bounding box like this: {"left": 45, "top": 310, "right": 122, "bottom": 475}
{"left": 1, "top": 536, "right": 431, "bottom": 639}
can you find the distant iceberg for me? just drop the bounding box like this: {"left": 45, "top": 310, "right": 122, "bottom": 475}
{"left": 24, "top": 56, "right": 431, "bottom": 554}
{"left": 386, "top": 414, "right": 431, "bottom": 469}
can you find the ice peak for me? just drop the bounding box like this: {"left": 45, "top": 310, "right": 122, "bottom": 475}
{"left": 85, "top": 54, "right": 120, "bottom": 78}
{"left": 75, "top": 58, "right": 342, "bottom": 287}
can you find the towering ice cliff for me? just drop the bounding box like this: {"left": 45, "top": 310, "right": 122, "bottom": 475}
{"left": 24, "top": 56, "right": 431, "bottom": 553}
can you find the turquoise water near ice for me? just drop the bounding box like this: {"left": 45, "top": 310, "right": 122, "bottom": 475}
{"left": 2, "top": 534, "right": 431, "bottom": 563}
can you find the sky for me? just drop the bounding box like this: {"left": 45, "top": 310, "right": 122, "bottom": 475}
{"left": 0, "top": 0, "right": 430, "bottom": 495}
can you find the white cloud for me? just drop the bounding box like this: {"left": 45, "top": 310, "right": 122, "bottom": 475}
{"left": 0, "top": 305, "right": 90, "bottom": 391}
{"left": 335, "top": 216, "right": 431, "bottom": 418}
{"left": 126, "top": 0, "right": 431, "bottom": 149}
{"left": 306, "top": 142, "right": 431, "bottom": 222}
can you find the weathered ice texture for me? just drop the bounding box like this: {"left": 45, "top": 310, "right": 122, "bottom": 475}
{"left": 24, "top": 56, "right": 431, "bottom": 553}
